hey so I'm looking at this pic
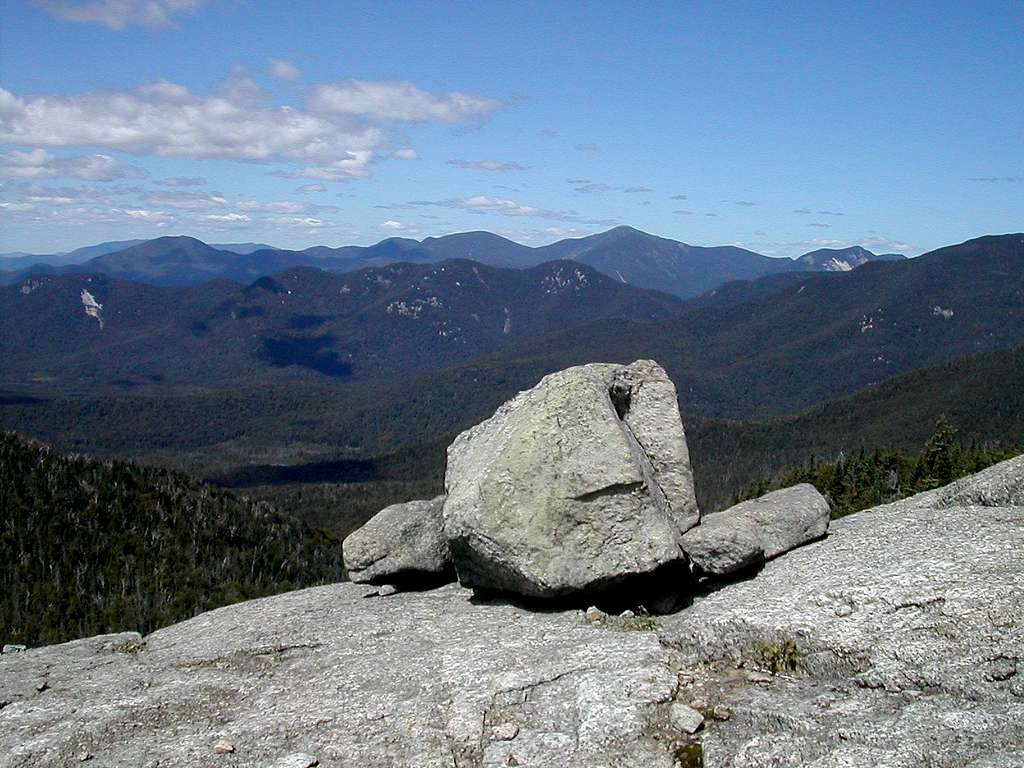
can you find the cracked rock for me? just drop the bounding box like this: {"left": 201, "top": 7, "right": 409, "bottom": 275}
{"left": 442, "top": 359, "right": 698, "bottom": 601}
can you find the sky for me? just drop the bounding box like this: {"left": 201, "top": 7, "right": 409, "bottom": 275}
{"left": 0, "top": 0, "right": 1021, "bottom": 257}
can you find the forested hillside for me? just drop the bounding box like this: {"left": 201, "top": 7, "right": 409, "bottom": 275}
{"left": 0, "top": 432, "right": 343, "bottom": 647}
{"left": 731, "top": 417, "right": 1022, "bottom": 518}
{"left": 4, "top": 344, "right": 1021, "bottom": 536}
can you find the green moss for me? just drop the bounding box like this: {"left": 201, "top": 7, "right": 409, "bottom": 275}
{"left": 753, "top": 639, "right": 802, "bottom": 674}
{"left": 674, "top": 741, "right": 703, "bottom": 767}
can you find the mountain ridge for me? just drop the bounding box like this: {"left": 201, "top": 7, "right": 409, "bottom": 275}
{"left": 0, "top": 226, "right": 913, "bottom": 298}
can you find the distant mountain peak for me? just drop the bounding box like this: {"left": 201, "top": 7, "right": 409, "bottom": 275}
{"left": 797, "top": 245, "right": 905, "bottom": 272}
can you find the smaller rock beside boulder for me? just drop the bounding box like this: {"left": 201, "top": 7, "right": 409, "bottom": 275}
{"left": 680, "top": 484, "right": 829, "bottom": 577}
{"left": 343, "top": 495, "right": 453, "bottom": 588}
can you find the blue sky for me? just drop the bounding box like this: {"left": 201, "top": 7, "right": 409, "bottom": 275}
{"left": 0, "top": 0, "right": 1021, "bottom": 256}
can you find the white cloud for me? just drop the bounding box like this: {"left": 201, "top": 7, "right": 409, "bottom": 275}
{"left": 296, "top": 183, "right": 326, "bottom": 193}
{"left": 113, "top": 207, "right": 175, "bottom": 224}
{"left": 155, "top": 176, "right": 206, "bottom": 187}
{"left": 391, "top": 148, "right": 420, "bottom": 160}
{"left": 35, "top": 0, "right": 204, "bottom": 29}
{"left": 447, "top": 159, "right": 527, "bottom": 172}
{"left": 574, "top": 182, "right": 614, "bottom": 193}
{"left": 143, "top": 189, "right": 227, "bottom": 209}
{"left": 203, "top": 213, "right": 251, "bottom": 223}
{"left": 381, "top": 220, "right": 405, "bottom": 230}
{"left": 414, "top": 195, "right": 581, "bottom": 222}
{"left": 19, "top": 183, "right": 136, "bottom": 205}
{"left": 0, "top": 148, "right": 145, "bottom": 180}
{"left": 453, "top": 195, "right": 541, "bottom": 216}
{"left": 269, "top": 59, "right": 301, "bottom": 82}
{"left": 270, "top": 216, "right": 329, "bottom": 228}
{"left": 236, "top": 199, "right": 338, "bottom": 214}
{"left": 624, "top": 186, "right": 652, "bottom": 194}
{"left": 0, "top": 72, "right": 500, "bottom": 182}
{"left": 309, "top": 80, "right": 501, "bottom": 123}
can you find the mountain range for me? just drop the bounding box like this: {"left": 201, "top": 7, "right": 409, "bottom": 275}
{"left": 0, "top": 226, "right": 906, "bottom": 299}
{"left": 0, "top": 240, "right": 278, "bottom": 273}
{"left": 1, "top": 231, "right": 1020, "bottom": 543}
{"left": 0, "top": 232, "right": 1018, "bottom": 409}
{"left": 0, "top": 258, "right": 684, "bottom": 388}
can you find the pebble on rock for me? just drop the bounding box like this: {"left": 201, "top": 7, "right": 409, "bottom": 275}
{"left": 492, "top": 723, "right": 519, "bottom": 741}
{"left": 377, "top": 584, "right": 398, "bottom": 597}
{"left": 670, "top": 703, "right": 705, "bottom": 734}
{"left": 213, "top": 740, "right": 235, "bottom": 754}
{"left": 271, "top": 754, "right": 319, "bottom": 768}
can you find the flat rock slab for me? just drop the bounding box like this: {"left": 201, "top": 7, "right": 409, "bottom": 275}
{"left": 0, "top": 585, "right": 682, "bottom": 768}
{"left": 3, "top": 457, "right": 1022, "bottom": 768}
{"left": 660, "top": 472, "right": 1024, "bottom": 766}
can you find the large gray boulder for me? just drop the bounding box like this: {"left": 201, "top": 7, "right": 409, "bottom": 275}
{"left": 680, "top": 483, "right": 830, "bottom": 576}
{"left": 343, "top": 495, "right": 453, "bottom": 586}
{"left": 442, "top": 359, "right": 698, "bottom": 599}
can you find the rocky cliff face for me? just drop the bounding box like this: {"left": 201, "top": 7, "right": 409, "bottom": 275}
{"left": 2, "top": 456, "right": 1021, "bottom": 767}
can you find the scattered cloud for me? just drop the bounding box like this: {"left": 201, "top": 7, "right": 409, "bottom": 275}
{"left": 734, "top": 200, "right": 757, "bottom": 206}
{"left": 412, "top": 194, "right": 592, "bottom": 223}
{"left": 795, "top": 207, "right": 845, "bottom": 216}
{"left": 624, "top": 186, "right": 653, "bottom": 194}
{"left": 269, "top": 216, "right": 330, "bottom": 229}
{"left": 203, "top": 212, "right": 250, "bottom": 223}
{"left": 861, "top": 235, "right": 915, "bottom": 253}
{"left": 808, "top": 222, "right": 831, "bottom": 228}
{"left": 673, "top": 209, "right": 694, "bottom": 215}
{"left": 236, "top": 198, "right": 339, "bottom": 214}
{"left": 268, "top": 58, "right": 301, "bottom": 82}
{"left": 143, "top": 189, "right": 226, "bottom": 209}
{"left": 574, "top": 182, "right": 614, "bottom": 194}
{"left": 296, "top": 183, "right": 326, "bottom": 193}
{"left": 0, "top": 71, "right": 501, "bottom": 182}
{"left": 447, "top": 159, "right": 527, "bottom": 172}
{"left": 0, "top": 149, "right": 145, "bottom": 181}
{"left": 574, "top": 143, "right": 599, "bottom": 152}
{"left": 16, "top": 182, "right": 140, "bottom": 205}
{"left": 309, "top": 80, "right": 501, "bottom": 123}
{"left": 390, "top": 148, "right": 420, "bottom": 160}
{"left": 34, "top": 0, "right": 203, "bottom": 29}
{"left": 968, "top": 175, "right": 1022, "bottom": 183}
{"left": 155, "top": 176, "right": 206, "bottom": 187}
{"left": 381, "top": 220, "right": 405, "bottom": 230}
{"left": 670, "top": 194, "right": 688, "bottom": 200}
{"left": 704, "top": 212, "right": 718, "bottom": 217}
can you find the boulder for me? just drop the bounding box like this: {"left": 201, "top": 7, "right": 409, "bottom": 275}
{"left": 343, "top": 495, "right": 453, "bottom": 587}
{"left": 443, "top": 360, "right": 698, "bottom": 600}
{"left": 680, "top": 484, "right": 829, "bottom": 576}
